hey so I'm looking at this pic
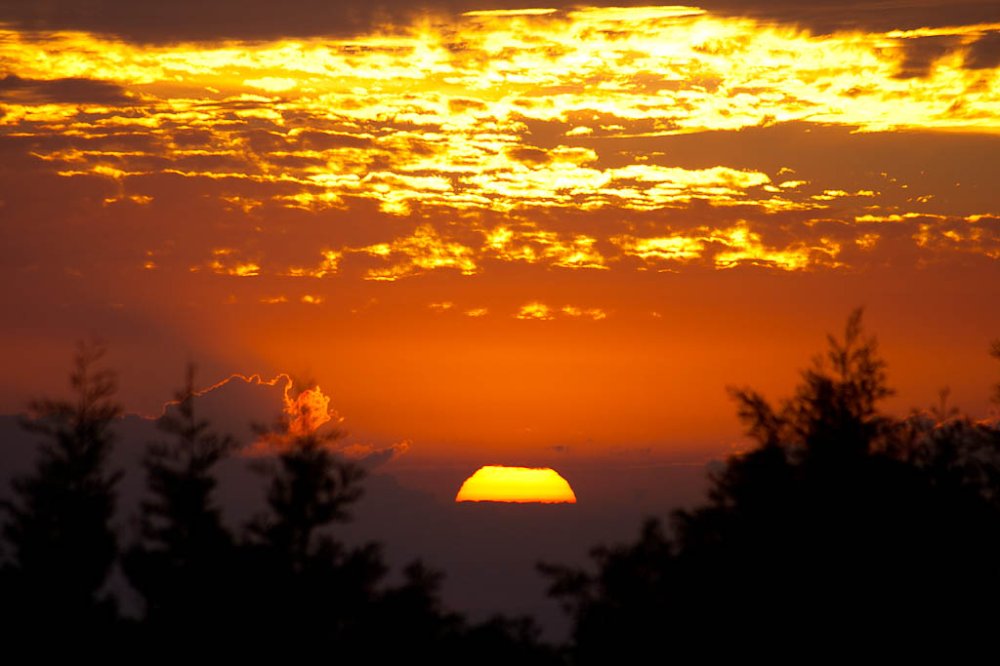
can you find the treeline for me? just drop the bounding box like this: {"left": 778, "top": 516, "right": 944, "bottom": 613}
{"left": 2, "top": 310, "right": 1000, "bottom": 659}
{"left": 541, "top": 310, "right": 1000, "bottom": 658}
{"left": 0, "top": 346, "right": 555, "bottom": 661}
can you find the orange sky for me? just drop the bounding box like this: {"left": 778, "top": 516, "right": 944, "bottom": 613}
{"left": 1, "top": 4, "right": 998, "bottom": 463}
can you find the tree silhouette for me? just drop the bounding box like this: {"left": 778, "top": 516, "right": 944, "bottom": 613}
{"left": 726, "top": 307, "right": 895, "bottom": 463}
{"left": 1, "top": 341, "right": 123, "bottom": 632}
{"left": 543, "top": 309, "right": 1000, "bottom": 659}
{"left": 992, "top": 339, "right": 1000, "bottom": 405}
{"left": 0, "top": 353, "right": 559, "bottom": 658}
{"left": 228, "top": 388, "right": 559, "bottom": 661}
{"left": 246, "top": 430, "right": 365, "bottom": 570}
{"left": 226, "top": 390, "right": 388, "bottom": 651}
{"left": 122, "top": 364, "right": 238, "bottom": 634}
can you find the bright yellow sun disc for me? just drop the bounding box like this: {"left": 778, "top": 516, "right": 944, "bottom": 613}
{"left": 455, "top": 465, "right": 577, "bottom": 503}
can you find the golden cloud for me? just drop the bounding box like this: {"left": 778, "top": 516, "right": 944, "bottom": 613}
{"left": 1, "top": 6, "right": 997, "bottom": 288}
{"left": 358, "top": 225, "right": 479, "bottom": 281}
{"left": 516, "top": 302, "right": 555, "bottom": 320}
{"left": 516, "top": 302, "right": 608, "bottom": 321}
{"left": 3, "top": 9, "right": 995, "bottom": 222}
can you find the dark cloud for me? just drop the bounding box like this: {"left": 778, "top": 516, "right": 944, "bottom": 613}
{"left": 241, "top": 130, "right": 290, "bottom": 154}
{"left": 0, "top": 131, "right": 158, "bottom": 156}
{"left": 171, "top": 153, "right": 261, "bottom": 174}
{"left": 171, "top": 129, "right": 215, "bottom": 147}
{"left": 1, "top": 0, "right": 996, "bottom": 42}
{"left": 894, "top": 36, "right": 965, "bottom": 79}
{"left": 0, "top": 75, "right": 133, "bottom": 104}
{"left": 448, "top": 98, "right": 488, "bottom": 114}
{"left": 700, "top": 0, "right": 999, "bottom": 34}
{"left": 965, "top": 31, "right": 1000, "bottom": 69}
{"left": 0, "top": 0, "right": 421, "bottom": 41}
{"left": 507, "top": 146, "right": 551, "bottom": 165}
{"left": 349, "top": 441, "right": 411, "bottom": 468}
{"left": 267, "top": 154, "right": 328, "bottom": 169}
{"left": 157, "top": 373, "right": 288, "bottom": 446}
{"left": 295, "top": 131, "right": 375, "bottom": 151}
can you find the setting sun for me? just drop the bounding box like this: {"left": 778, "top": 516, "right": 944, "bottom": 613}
{"left": 455, "top": 465, "right": 578, "bottom": 503}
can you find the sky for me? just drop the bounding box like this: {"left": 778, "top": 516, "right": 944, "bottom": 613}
{"left": 2, "top": 1, "right": 999, "bottom": 466}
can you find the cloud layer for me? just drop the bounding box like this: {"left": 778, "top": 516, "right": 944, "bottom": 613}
{"left": 1, "top": 1, "right": 997, "bottom": 41}
{"left": 1, "top": 7, "right": 997, "bottom": 296}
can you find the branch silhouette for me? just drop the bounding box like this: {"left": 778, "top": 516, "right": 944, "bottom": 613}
{"left": 542, "top": 309, "right": 1000, "bottom": 659}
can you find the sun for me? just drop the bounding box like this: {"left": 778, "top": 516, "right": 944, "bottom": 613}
{"left": 455, "top": 465, "right": 577, "bottom": 504}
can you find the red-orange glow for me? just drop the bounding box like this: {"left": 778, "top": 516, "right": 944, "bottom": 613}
{"left": 284, "top": 385, "right": 333, "bottom": 437}
{"left": 455, "top": 466, "right": 577, "bottom": 504}
{"left": 1, "top": 6, "right": 998, "bottom": 466}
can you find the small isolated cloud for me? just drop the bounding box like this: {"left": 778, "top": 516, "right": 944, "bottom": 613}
{"left": 516, "top": 302, "right": 608, "bottom": 321}
{"left": 428, "top": 301, "right": 455, "bottom": 312}
{"left": 180, "top": 373, "right": 413, "bottom": 463}
{"left": 464, "top": 307, "right": 489, "bottom": 317}
{"left": 516, "top": 302, "right": 554, "bottom": 320}
{"left": 562, "top": 305, "right": 607, "bottom": 321}
{"left": 159, "top": 373, "right": 299, "bottom": 446}
{"left": 160, "top": 373, "right": 348, "bottom": 453}
{"left": 243, "top": 382, "right": 342, "bottom": 455}
{"left": 338, "top": 440, "right": 411, "bottom": 468}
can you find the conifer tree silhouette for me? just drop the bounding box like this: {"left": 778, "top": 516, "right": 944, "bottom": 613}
{"left": 233, "top": 388, "right": 383, "bottom": 648}
{"left": 229, "top": 386, "right": 558, "bottom": 662}
{"left": 123, "top": 364, "right": 237, "bottom": 634}
{"left": 1, "top": 341, "right": 123, "bottom": 632}
{"left": 542, "top": 309, "right": 1000, "bottom": 660}
{"left": 0, "top": 353, "right": 561, "bottom": 660}
{"left": 992, "top": 339, "right": 1000, "bottom": 405}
